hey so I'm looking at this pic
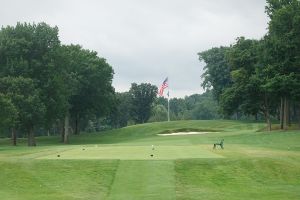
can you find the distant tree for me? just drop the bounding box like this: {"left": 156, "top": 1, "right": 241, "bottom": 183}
{"left": 184, "top": 91, "right": 219, "bottom": 120}
{"left": 191, "top": 101, "right": 218, "bottom": 120}
{"left": 156, "top": 97, "right": 168, "bottom": 108}
{"left": 149, "top": 105, "right": 168, "bottom": 122}
{"left": 129, "top": 83, "right": 158, "bottom": 124}
{"left": 152, "top": 91, "right": 220, "bottom": 121}
{"left": 169, "top": 98, "right": 186, "bottom": 120}
{"left": 107, "top": 92, "right": 132, "bottom": 128}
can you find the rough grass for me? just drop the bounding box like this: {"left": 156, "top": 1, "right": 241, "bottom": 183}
{"left": 0, "top": 120, "right": 299, "bottom": 200}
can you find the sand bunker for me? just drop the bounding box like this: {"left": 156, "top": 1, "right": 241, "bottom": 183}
{"left": 158, "top": 132, "right": 214, "bottom": 136}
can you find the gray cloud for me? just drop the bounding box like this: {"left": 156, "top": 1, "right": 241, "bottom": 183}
{"left": 0, "top": 0, "right": 268, "bottom": 97}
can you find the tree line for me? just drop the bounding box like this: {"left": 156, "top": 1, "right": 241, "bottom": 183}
{"left": 0, "top": 24, "right": 217, "bottom": 146}
{"left": 0, "top": 22, "right": 115, "bottom": 145}
{"left": 198, "top": 0, "right": 300, "bottom": 130}
{"left": 106, "top": 89, "right": 220, "bottom": 129}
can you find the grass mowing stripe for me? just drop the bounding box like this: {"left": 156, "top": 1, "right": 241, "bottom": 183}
{"left": 107, "top": 160, "right": 175, "bottom": 200}
{"left": 0, "top": 160, "right": 118, "bottom": 200}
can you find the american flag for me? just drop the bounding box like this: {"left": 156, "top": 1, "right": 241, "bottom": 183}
{"left": 159, "top": 77, "right": 168, "bottom": 96}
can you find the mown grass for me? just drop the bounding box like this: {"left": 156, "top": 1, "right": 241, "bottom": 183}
{"left": 0, "top": 120, "right": 299, "bottom": 200}
{"left": 0, "top": 159, "right": 118, "bottom": 200}
{"left": 175, "top": 157, "right": 300, "bottom": 200}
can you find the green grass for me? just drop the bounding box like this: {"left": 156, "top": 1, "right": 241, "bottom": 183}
{"left": 0, "top": 120, "right": 299, "bottom": 199}
{"left": 36, "top": 145, "right": 223, "bottom": 160}
{"left": 107, "top": 160, "right": 175, "bottom": 200}
{"left": 175, "top": 157, "right": 300, "bottom": 200}
{"left": 0, "top": 160, "right": 118, "bottom": 200}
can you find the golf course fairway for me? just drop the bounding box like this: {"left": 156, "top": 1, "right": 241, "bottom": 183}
{"left": 0, "top": 120, "right": 299, "bottom": 200}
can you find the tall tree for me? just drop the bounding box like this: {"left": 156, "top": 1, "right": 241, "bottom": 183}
{"left": 0, "top": 22, "right": 116, "bottom": 143}
{"left": 68, "top": 46, "right": 115, "bottom": 135}
{"left": 223, "top": 37, "right": 276, "bottom": 130}
{"left": 58, "top": 45, "right": 115, "bottom": 142}
{"left": 129, "top": 83, "right": 158, "bottom": 124}
{"left": 0, "top": 22, "right": 61, "bottom": 144}
{"left": 265, "top": 0, "right": 300, "bottom": 129}
{"left": 198, "top": 47, "right": 232, "bottom": 102}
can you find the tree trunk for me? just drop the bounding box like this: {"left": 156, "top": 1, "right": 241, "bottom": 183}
{"left": 264, "top": 110, "right": 272, "bottom": 131}
{"left": 298, "top": 103, "right": 300, "bottom": 128}
{"left": 283, "top": 97, "right": 288, "bottom": 130}
{"left": 53, "top": 124, "right": 56, "bottom": 135}
{"left": 292, "top": 102, "right": 297, "bottom": 123}
{"left": 64, "top": 112, "right": 70, "bottom": 144}
{"left": 264, "top": 94, "right": 271, "bottom": 131}
{"left": 60, "top": 119, "right": 65, "bottom": 142}
{"left": 288, "top": 100, "right": 291, "bottom": 127}
{"left": 11, "top": 128, "right": 16, "bottom": 146}
{"left": 27, "top": 126, "right": 36, "bottom": 146}
{"left": 280, "top": 97, "right": 284, "bottom": 129}
{"left": 74, "top": 114, "right": 80, "bottom": 135}
{"left": 298, "top": 109, "right": 300, "bottom": 129}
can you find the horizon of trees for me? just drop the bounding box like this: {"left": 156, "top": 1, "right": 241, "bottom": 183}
{"left": 106, "top": 89, "right": 221, "bottom": 129}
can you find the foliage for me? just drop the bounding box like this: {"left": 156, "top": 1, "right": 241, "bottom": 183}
{"left": 149, "top": 104, "right": 168, "bottom": 122}
{"left": 150, "top": 91, "right": 220, "bottom": 122}
{"left": 0, "top": 77, "right": 45, "bottom": 145}
{"left": 0, "top": 94, "right": 17, "bottom": 129}
{"left": 198, "top": 47, "right": 231, "bottom": 101}
{"left": 0, "top": 22, "right": 115, "bottom": 144}
{"left": 59, "top": 44, "right": 115, "bottom": 137}
{"left": 106, "top": 92, "right": 132, "bottom": 128}
{"left": 198, "top": 1, "right": 300, "bottom": 128}
{"left": 129, "top": 83, "right": 158, "bottom": 124}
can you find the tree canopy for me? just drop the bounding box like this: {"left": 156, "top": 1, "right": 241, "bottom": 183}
{"left": 199, "top": 0, "right": 300, "bottom": 130}
{"left": 129, "top": 83, "right": 158, "bottom": 124}
{"left": 0, "top": 22, "right": 115, "bottom": 145}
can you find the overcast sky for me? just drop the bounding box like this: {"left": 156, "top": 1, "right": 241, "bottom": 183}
{"left": 0, "top": 0, "right": 269, "bottom": 97}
